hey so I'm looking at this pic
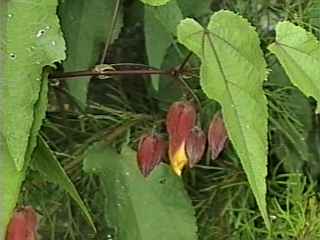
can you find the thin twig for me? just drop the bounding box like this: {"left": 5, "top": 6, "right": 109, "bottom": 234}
{"left": 110, "top": 63, "right": 160, "bottom": 70}
{"left": 52, "top": 86, "right": 86, "bottom": 114}
{"left": 178, "top": 51, "right": 193, "bottom": 72}
{"left": 177, "top": 75, "right": 201, "bottom": 110}
{"left": 100, "top": 0, "right": 122, "bottom": 63}
{"left": 49, "top": 69, "right": 172, "bottom": 80}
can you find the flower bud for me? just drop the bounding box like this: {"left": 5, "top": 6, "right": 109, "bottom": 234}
{"left": 137, "top": 134, "right": 166, "bottom": 177}
{"left": 208, "top": 112, "right": 228, "bottom": 160}
{"left": 6, "top": 206, "right": 38, "bottom": 240}
{"left": 186, "top": 127, "right": 206, "bottom": 168}
{"left": 166, "top": 101, "right": 196, "bottom": 175}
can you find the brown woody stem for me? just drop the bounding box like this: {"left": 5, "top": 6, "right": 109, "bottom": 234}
{"left": 48, "top": 69, "right": 172, "bottom": 80}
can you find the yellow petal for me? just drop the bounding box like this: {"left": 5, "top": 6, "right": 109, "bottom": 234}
{"left": 169, "top": 142, "right": 188, "bottom": 176}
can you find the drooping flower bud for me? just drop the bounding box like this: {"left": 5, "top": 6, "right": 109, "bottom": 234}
{"left": 6, "top": 206, "right": 38, "bottom": 240}
{"left": 186, "top": 126, "right": 206, "bottom": 168}
{"left": 208, "top": 112, "right": 228, "bottom": 160}
{"left": 137, "top": 134, "right": 166, "bottom": 177}
{"left": 166, "top": 101, "right": 196, "bottom": 176}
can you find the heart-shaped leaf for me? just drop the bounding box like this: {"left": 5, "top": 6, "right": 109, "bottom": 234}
{"left": 268, "top": 21, "right": 320, "bottom": 113}
{"left": 177, "top": 10, "right": 270, "bottom": 227}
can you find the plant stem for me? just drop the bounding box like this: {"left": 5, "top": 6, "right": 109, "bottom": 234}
{"left": 49, "top": 69, "right": 172, "bottom": 80}
{"left": 178, "top": 51, "right": 193, "bottom": 72}
{"left": 177, "top": 75, "right": 201, "bottom": 110}
{"left": 100, "top": 0, "right": 122, "bottom": 63}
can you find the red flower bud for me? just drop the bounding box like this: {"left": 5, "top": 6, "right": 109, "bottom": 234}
{"left": 208, "top": 112, "right": 228, "bottom": 160}
{"left": 137, "top": 134, "right": 166, "bottom": 177}
{"left": 6, "top": 206, "right": 38, "bottom": 240}
{"left": 186, "top": 126, "right": 206, "bottom": 168}
{"left": 166, "top": 101, "right": 197, "bottom": 139}
{"left": 166, "top": 101, "right": 196, "bottom": 175}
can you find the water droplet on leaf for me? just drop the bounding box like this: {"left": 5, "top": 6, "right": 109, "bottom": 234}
{"left": 36, "top": 29, "right": 46, "bottom": 38}
{"left": 107, "top": 234, "right": 113, "bottom": 240}
{"left": 9, "top": 53, "right": 16, "bottom": 59}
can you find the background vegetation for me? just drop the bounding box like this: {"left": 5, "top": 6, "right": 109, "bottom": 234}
{"left": 2, "top": 0, "right": 320, "bottom": 239}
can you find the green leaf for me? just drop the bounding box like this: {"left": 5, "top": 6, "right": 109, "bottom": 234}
{"left": 2, "top": 0, "right": 65, "bottom": 170}
{"left": 177, "top": 11, "right": 270, "bottom": 227}
{"left": 268, "top": 21, "right": 320, "bottom": 113}
{"left": 177, "top": 0, "right": 212, "bottom": 17}
{"left": 83, "top": 143, "right": 197, "bottom": 240}
{"left": 24, "top": 70, "right": 50, "bottom": 164}
{"left": 0, "top": 69, "right": 51, "bottom": 240}
{"left": 140, "top": 0, "right": 171, "bottom": 6}
{"left": 156, "top": 45, "right": 185, "bottom": 108}
{"left": 59, "top": 0, "right": 123, "bottom": 108}
{"left": 0, "top": 135, "right": 25, "bottom": 240}
{"left": 144, "top": 0, "right": 183, "bottom": 90}
{"left": 1, "top": 0, "right": 64, "bottom": 236}
{"left": 32, "top": 136, "right": 96, "bottom": 231}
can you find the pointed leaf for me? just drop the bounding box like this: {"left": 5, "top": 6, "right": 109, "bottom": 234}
{"left": 59, "top": 0, "right": 123, "bottom": 108}
{"left": 177, "top": 11, "right": 270, "bottom": 227}
{"left": 144, "top": 0, "right": 182, "bottom": 90}
{"left": 32, "top": 137, "right": 95, "bottom": 231}
{"left": 24, "top": 70, "right": 50, "bottom": 165}
{"left": 268, "top": 21, "right": 320, "bottom": 113}
{"left": 83, "top": 143, "right": 197, "bottom": 240}
{"left": 0, "top": 70, "right": 49, "bottom": 240}
{"left": 157, "top": 45, "right": 185, "bottom": 107}
{"left": 1, "top": 0, "right": 64, "bottom": 233}
{"left": 0, "top": 136, "right": 25, "bottom": 240}
{"left": 2, "top": 0, "right": 65, "bottom": 170}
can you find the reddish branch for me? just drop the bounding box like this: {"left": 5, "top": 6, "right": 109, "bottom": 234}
{"left": 48, "top": 67, "right": 192, "bottom": 80}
